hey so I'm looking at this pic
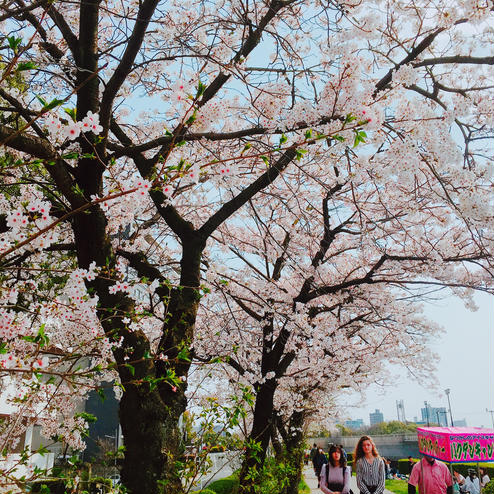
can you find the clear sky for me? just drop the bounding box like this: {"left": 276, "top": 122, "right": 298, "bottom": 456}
{"left": 343, "top": 291, "right": 493, "bottom": 429}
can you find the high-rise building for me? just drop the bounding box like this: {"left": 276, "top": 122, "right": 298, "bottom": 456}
{"left": 421, "top": 405, "right": 448, "bottom": 426}
{"left": 369, "top": 409, "right": 384, "bottom": 426}
{"left": 345, "top": 419, "right": 364, "bottom": 430}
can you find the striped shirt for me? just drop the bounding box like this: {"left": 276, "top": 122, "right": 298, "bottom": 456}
{"left": 356, "top": 457, "right": 385, "bottom": 494}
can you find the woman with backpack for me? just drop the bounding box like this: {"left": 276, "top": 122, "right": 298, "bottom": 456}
{"left": 320, "top": 444, "right": 352, "bottom": 494}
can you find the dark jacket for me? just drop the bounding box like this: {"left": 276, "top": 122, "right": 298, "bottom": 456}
{"left": 313, "top": 451, "right": 328, "bottom": 473}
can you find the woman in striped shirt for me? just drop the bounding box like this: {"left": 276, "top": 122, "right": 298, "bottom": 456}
{"left": 354, "top": 435, "right": 385, "bottom": 494}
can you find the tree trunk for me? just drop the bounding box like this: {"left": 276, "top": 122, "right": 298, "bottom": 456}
{"left": 119, "top": 385, "right": 182, "bottom": 494}
{"left": 238, "top": 379, "right": 276, "bottom": 494}
{"left": 271, "top": 414, "right": 283, "bottom": 462}
{"left": 282, "top": 411, "right": 305, "bottom": 494}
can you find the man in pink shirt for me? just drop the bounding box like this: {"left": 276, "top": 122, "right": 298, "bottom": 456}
{"left": 408, "top": 455, "right": 453, "bottom": 494}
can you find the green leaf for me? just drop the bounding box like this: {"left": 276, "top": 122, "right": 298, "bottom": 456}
{"left": 353, "top": 130, "right": 367, "bottom": 148}
{"left": 304, "top": 129, "right": 312, "bottom": 139}
{"left": 345, "top": 113, "right": 356, "bottom": 123}
{"left": 75, "top": 412, "right": 97, "bottom": 423}
{"left": 39, "top": 97, "right": 64, "bottom": 112}
{"left": 295, "top": 148, "right": 307, "bottom": 161}
{"left": 186, "top": 110, "right": 197, "bottom": 125}
{"left": 177, "top": 347, "right": 191, "bottom": 363}
{"left": 261, "top": 155, "right": 269, "bottom": 166}
{"left": 96, "top": 387, "right": 106, "bottom": 402}
{"left": 0, "top": 342, "right": 7, "bottom": 354}
{"left": 36, "top": 95, "right": 48, "bottom": 107}
{"left": 16, "top": 61, "right": 37, "bottom": 72}
{"left": 333, "top": 134, "right": 345, "bottom": 142}
{"left": 61, "top": 151, "right": 79, "bottom": 160}
{"left": 196, "top": 80, "right": 206, "bottom": 98}
{"left": 175, "top": 140, "right": 187, "bottom": 147}
{"left": 124, "top": 363, "right": 135, "bottom": 376}
{"left": 279, "top": 134, "right": 288, "bottom": 145}
{"left": 7, "top": 36, "right": 22, "bottom": 52}
{"left": 64, "top": 107, "right": 77, "bottom": 121}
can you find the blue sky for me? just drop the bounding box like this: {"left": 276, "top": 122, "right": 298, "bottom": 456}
{"left": 345, "top": 291, "right": 493, "bottom": 428}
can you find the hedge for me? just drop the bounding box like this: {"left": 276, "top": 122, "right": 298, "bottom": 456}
{"left": 397, "top": 458, "right": 417, "bottom": 474}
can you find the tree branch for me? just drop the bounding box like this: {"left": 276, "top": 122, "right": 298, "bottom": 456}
{"left": 198, "top": 147, "right": 297, "bottom": 239}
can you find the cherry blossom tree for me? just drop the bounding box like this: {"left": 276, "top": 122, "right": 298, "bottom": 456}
{"left": 194, "top": 159, "right": 489, "bottom": 492}
{"left": 0, "top": 0, "right": 493, "bottom": 492}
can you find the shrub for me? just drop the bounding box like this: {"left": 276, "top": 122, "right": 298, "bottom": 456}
{"left": 79, "top": 476, "right": 113, "bottom": 493}
{"left": 298, "top": 477, "right": 311, "bottom": 493}
{"left": 397, "top": 458, "right": 417, "bottom": 474}
{"left": 29, "top": 479, "right": 66, "bottom": 493}
{"left": 483, "top": 480, "right": 494, "bottom": 494}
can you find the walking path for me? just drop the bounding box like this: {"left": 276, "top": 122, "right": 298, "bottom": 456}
{"left": 303, "top": 466, "right": 394, "bottom": 494}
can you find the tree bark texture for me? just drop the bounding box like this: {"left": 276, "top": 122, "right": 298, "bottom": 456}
{"left": 238, "top": 379, "right": 276, "bottom": 494}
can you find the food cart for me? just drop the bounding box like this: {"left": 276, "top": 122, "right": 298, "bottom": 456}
{"left": 417, "top": 426, "right": 494, "bottom": 489}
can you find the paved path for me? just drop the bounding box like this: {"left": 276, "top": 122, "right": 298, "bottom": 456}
{"left": 303, "top": 466, "right": 394, "bottom": 494}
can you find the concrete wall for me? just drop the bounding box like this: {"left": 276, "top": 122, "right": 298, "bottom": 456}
{"left": 310, "top": 434, "right": 420, "bottom": 460}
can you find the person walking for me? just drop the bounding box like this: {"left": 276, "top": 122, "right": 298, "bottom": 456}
{"left": 454, "top": 471, "right": 466, "bottom": 494}
{"left": 354, "top": 435, "right": 385, "bottom": 494}
{"left": 310, "top": 443, "right": 318, "bottom": 463}
{"left": 313, "top": 447, "right": 329, "bottom": 488}
{"left": 408, "top": 454, "right": 453, "bottom": 494}
{"left": 320, "top": 444, "right": 352, "bottom": 494}
{"left": 463, "top": 469, "right": 480, "bottom": 494}
{"left": 480, "top": 468, "right": 490, "bottom": 491}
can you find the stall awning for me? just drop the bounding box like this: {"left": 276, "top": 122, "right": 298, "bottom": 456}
{"left": 417, "top": 426, "right": 494, "bottom": 463}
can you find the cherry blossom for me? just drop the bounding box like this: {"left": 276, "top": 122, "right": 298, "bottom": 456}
{"left": 0, "top": 0, "right": 491, "bottom": 492}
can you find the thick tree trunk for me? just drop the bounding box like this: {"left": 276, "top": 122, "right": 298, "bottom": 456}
{"left": 119, "top": 385, "right": 182, "bottom": 494}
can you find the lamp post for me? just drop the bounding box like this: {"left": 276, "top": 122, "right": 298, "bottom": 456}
{"left": 105, "top": 431, "right": 118, "bottom": 469}
{"left": 445, "top": 389, "right": 453, "bottom": 426}
{"left": 424, "top": 401, "right": 430, "bottom": 427}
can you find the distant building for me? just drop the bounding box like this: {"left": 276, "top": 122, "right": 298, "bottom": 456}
{"left": 421, "top": 406, "right": 448, "bottom": 426}
{"left": 453, "top": 419, "right": 468, "bottom": 427}
{"left": 369, "top": 409, "right": 384, "bottom": 426}
{"left": 345, "top": 419, "right": 364, "bottom": 430}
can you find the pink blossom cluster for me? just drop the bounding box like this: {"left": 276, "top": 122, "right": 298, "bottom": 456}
{"left": 45, "top": 111, "right": 103, "bottom": 141}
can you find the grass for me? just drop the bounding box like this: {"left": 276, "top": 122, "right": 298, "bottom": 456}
{"left": 204, "top": 474, "right": 239, "bottom": 494}
{"left": 299, "top": 476, "right": 311, "bottom": 493}
{"left": 385, "top": 478, "right": 409, "bottom": 494}
{"left": 193, "top": 473, "right": 311, "bottom": 494}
